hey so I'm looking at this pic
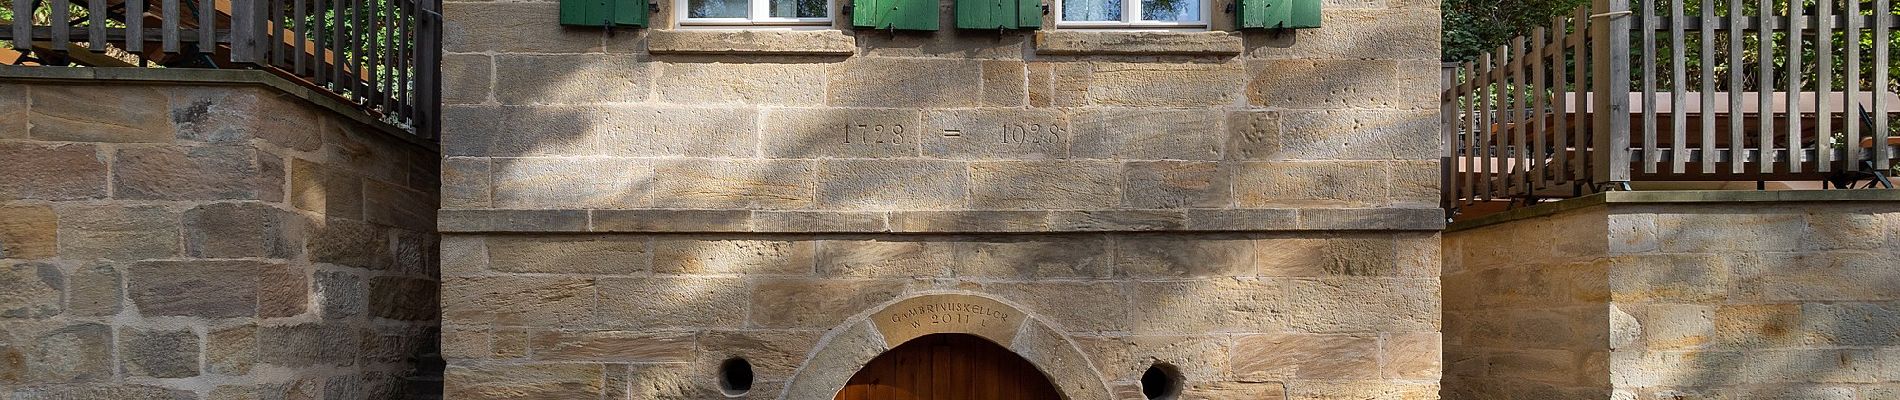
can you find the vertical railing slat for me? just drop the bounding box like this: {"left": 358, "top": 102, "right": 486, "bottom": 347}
{"left": 1642, "top": 0, "right": 1660, "bottom": 174}
{"left": 314, "top": 0, "right": 328, "bottom": 86}
{"left": 294, "top": 0, "right": 306, "bottom": 75}
{"left": 1552, "top": 14, "right": 1571, "bottom": 186}
{"left": 331, "top": 0, "right": 345, "bottom": 92}
{"left": 1593, "top": 0, "right": 1633, "bottom": 183}
{"left": 1699, "top": 0, "right": 1716, "bottom": 173}
{"left": 89, "top": 0, "right": 107, "bottom": 51}
{"left": 1509, "top": 37, "right": 1528, "bottom": 194}
{"left": 162, "top": 0, "right": 179, "bottom": 52}
{"left": 1574, "top": 7, "right": 1593, "bottom": 182}
{"left": 1733, "top": 0, "right": 1750, "bottom": 173}
{"left": 269, "top": 0, "right": 284, "bottom": 67}
{"left": 1669, "top": 0, "right": 1688, "bottom": 173}
{"left": 1786, "top": 0, "right": 1803, "bottom": 173}
{"left": 12, "top": 0, "right": 33, "bottom": 51}
{"left": 232, "top": 0, "right": 259, "bottom": 62}
{"left": 198, "top": 0, "right": 213, "bottom": 51}
{"left": 126, "top": 0, "right": 144, "bottom": 54}
{"left": 351, "top": 0, "right": 366, "bottom": 102}
{"left": 420, "top": 0, "right": 440, "bottom": 138}
{"left": 1875, "top": 0, "right": 1891, "bottom": 171}
{"left": 1816, "top": 0, "right": 1834, "bottom": 173}
{"left": 1466, "top": 61, "right": 1482, "bottom": 204}
{"left": 1480, "top": 49, "right": 1496, "bottom": 201}
{"left": 1532, "top": 27, "right": 1550, "bottom": 189}
{"left": 1443, "top": 65, "right": 1459, "bottom": 211}
{"left": 1758, "top": 0, "right": 1774, "bottom": 173}
{"left": 51, "top": 0, "right": 69, "bottom": 49}
{"left": 1847, "top": 0, "right": 1862, "bottom": 173}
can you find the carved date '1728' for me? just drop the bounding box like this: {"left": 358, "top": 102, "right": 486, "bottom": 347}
{"left": 844, "top": 124, "right": 905, "bottom": 144}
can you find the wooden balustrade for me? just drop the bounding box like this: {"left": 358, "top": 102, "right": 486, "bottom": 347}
{"left": 1, "top": 0, "right": 440, "bottom": 139}
{"left": 1442, "top": 0, "right": 1900, "bottom": 216}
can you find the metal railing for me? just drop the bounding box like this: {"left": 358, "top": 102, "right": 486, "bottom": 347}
{"left": 2, "top": 0, "right": 441, "bottom": 139}
{"left": 1442, "top": 0, "right": 1900, "bottom": 215}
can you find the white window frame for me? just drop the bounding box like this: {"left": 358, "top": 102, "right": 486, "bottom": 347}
{"left": 1052, "top": 0, "right": 1209, "bottom": 29}
{"left": 676, "top": 0, "right": 834, "bottom": 27}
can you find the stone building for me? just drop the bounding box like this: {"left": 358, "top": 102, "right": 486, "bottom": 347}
{"left": 5, "top": 0, "right": 1900, "bottom": 395}
{"left": 433, "top": 0, "right": 1445, "bottom": 397}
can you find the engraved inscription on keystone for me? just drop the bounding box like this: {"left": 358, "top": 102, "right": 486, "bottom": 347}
{"left": 869, "top": 294, "right": 1028, "bottom": 347}
{"left": 844, "top": 124, "right": 906, "bottom": 145}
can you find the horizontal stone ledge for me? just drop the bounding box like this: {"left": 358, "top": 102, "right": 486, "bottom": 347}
{"left": 1448, "top": 189, "right": 1900, "bottom": 231}
{"left": 647, "top": 29, "right": 857, "bottom": 55}
{"left": 1033, "top": 31, "right": 1243, "bottom": 56}
{"left": 0, "top": 67, "right": 436, "bottom": 152}
{"left": 438, "top": 207, "right": 1446, "bottom": 233}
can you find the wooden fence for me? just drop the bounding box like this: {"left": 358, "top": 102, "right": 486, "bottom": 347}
{"left": 1442, "top": 0, "right": 1900, "bottom": 215}
{"left": 1, "top": 0, "right": 441, "bottom": 139}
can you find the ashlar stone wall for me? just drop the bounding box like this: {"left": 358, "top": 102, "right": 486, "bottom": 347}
{"left": 0, "top": 76, "right": 442, "bottom": 399}
{"left": 1443, "top": 192, "right": 1900, "bottom": 400}
{"left": 438, "top": 0, "right": 1444, "bottom": 397}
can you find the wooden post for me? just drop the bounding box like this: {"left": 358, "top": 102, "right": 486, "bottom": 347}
{"left": 1591, "top": 0, "right": 1633, "bottom": 184}
{"left": 417, "top": 0, "right": 440, "bottom": 139}
{"left": 231, "top": 0, "right": 264, "bottom": 62}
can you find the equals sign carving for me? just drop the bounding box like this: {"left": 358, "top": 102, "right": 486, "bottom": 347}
{"left": 942, "top": 129, "right": 962, "bottom": 138}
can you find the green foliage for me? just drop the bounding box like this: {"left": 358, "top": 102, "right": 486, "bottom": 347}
{"left": 1444, "top": 0, "right": 1589, "bottom": 62}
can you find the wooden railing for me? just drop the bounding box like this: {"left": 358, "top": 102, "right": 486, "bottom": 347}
{"left": 1442, "top": 0, "right": 1900, "bottom": 215}
{"left": 2, "top": 0, "right": 441, "bottom": 139}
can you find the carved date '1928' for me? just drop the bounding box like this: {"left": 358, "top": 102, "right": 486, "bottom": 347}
{"left": 1001, "top": 123, "right": 1063, "bottom": 144}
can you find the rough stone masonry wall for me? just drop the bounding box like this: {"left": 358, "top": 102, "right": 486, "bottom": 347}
{"left": 1444, "top": 197, "right": 1900, "bottom": 400}
{"left": 0, "top": 79, "right": 441, "bottom": 399}
{"left": 436, "top": 0, "right": 1444, "bottom": 397}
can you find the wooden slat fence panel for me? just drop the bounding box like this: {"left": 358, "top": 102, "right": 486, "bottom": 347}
{"left": 1877, "top": 0, "right": 1892, "bottom": 171}
{"left": 1786, "top": 0, "right": 1802, "bottom": 173}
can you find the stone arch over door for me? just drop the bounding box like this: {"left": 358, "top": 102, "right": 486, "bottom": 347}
{"left": 778, "top": 292, "right": 1114, "bottom": 400}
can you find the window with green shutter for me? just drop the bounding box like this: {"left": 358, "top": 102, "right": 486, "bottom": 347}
{"left": 851, "top": 0, "right": 940, "bottom": 30}
{"left": 956, "top": 0, "right": 1040, "bottom": 29}
{"left": 1235, "top": 0, "right": 1318, "bottom": 29}
{"left": 560, "top": 0, "right": 649, "bottom": 27}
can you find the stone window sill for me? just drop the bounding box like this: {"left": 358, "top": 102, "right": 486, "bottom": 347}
{"left": 647, "top": 29, "right": 857, "bottom": 55}
{"left": 1033, "top": 30, "right": 1242, "bottom": 55}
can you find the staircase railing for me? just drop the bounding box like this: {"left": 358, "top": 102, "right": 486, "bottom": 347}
{"left": 3, "top": 0, "right": 441, "bottom": 139}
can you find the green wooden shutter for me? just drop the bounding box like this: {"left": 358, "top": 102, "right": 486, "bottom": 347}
{"left": 853, "top": 0, "right": 940, "bottom": 30}
{"left": 1236, "top": 0, "right": 1317, "bottom": 29}
{"left": 955, "top": 0, "right": 1039, "bottom": 29}
{"left": 561, "top": 0, "right": 646, "bottom": 27}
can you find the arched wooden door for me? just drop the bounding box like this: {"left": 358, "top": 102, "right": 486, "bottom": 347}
{"left": 834, "top": 333, "right": 1063, "bottom": 400}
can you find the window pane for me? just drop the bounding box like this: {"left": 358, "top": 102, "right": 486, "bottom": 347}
{"left": 1062, "top": 0, "right": 1119, "bottom": 21}
{"left": 687, "top": 0, "right": 746, "bottom": 18}
{"left": 768, "top": 0, "right": 827, "bottom": 18}
{"left": 1140, "top": 0, "right": 1197, "bottom": 21}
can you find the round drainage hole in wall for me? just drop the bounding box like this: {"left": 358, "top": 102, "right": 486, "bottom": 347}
{"left": 1141, "top": 363, "right": 1181, "bottom": 400}
{"left": 719, "top": 357, "right": 755, "bottom": 396}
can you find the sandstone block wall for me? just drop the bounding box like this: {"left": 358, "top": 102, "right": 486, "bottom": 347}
{"left": 439, "top": 232, "right": 1445, "bottom": 399}
{"left": 1444, "top": 194, "right": 1900, "bottom": 400}
{"left": 438, "top": 0, "right": 1444, "bottom": 395}
{"left": 0, "top": 79, "right": 442, "bottom": 399}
